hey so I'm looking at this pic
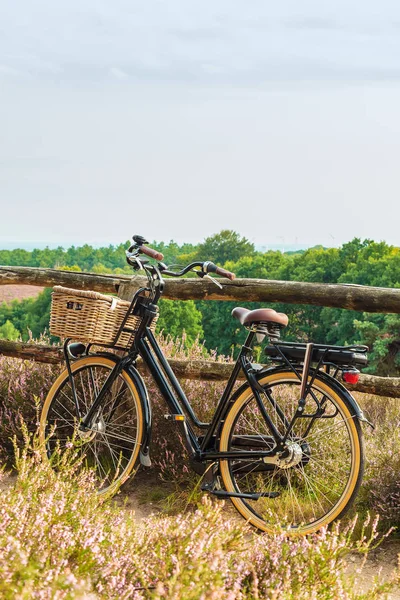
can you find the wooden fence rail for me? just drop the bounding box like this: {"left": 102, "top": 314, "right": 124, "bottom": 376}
{"left": 0, "top": 265, "right": 399, "bottom": 398}
{"left": 1, "top": 265, "right": 400, "bottom": 311}
{"left": 0, "top": 339, "right": 399, "bottom": 399}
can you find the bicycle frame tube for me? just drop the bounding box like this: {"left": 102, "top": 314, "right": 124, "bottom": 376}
{"left": 201, "top": 331, "right": 289, "bottom": 451}
{"left": 79, "top": 326, "right": 293, "bottom": 462}
{"left": 138, "top": 332, "right": 201, "bottom": 457}
{"left": 139, "top": 328, "right": 278, "bottom": 457}
{"left": 78, "top": 327, "right": 292, "bottom": 463}
{"left": 138, "top": 329, "right": 262, "bottom": 455}
{"left": 199, "top": 338, "right": 252, "bottom": 452}
{"left": 144, "top": 329, "right": 209, "bottom": 429}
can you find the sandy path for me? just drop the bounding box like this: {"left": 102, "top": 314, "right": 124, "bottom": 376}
{"left": 346, "top": 540, "right": 400, "bottom": 599}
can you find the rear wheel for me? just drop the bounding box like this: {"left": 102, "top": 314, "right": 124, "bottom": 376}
{"left": 219, "top": 371, "right": 364, "bottom": 534}
{"left": 39, "top": 356, "right": 144, "bottom": 495}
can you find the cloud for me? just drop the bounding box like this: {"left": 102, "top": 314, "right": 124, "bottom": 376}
{"left": 1, "top": 0, "right": 400, "bottom": 84}
{"left": 109, "top": 67, "right": 128, "bottom": 80}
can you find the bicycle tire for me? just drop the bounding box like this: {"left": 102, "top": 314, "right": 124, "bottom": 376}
{"left": 39, "top": 355, "right": 144, "bottom": 496}
{"left": 219, "top": 370, "right": 364, "bottom": 534}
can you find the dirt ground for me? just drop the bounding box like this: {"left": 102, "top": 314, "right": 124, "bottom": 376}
{"left": 0, "top": 284, "right": 44, "bottom": 304}
{"left": 345, "top": 540, "right": 400, "bottom": 599}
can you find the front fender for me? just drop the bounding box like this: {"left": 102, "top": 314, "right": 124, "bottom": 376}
{"left": 125, "top": 364, "right": 153, "bottom": 465}
{"left": 89, "top": 353, "right": 153, "bottom": 465}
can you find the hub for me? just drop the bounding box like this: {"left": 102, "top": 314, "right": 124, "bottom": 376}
{"left": 77, "top": 415, "right": 106, "bottom": 442}
{"left": 263, "top": 441, "right": 305, "bottom": 469}
{"left": 276, "top": 441, "right": 303, "bottom": 469}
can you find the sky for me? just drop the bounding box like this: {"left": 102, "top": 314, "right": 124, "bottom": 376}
{"left": 1, "top": 1, "right": 400, "bottom": 250}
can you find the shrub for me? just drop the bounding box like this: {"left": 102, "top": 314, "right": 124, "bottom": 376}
{"left": 359, "top": 393, "right": 400, "bottom": 528}
{"left": 0, "top": 435, "right": 397, "bottom": 599}
{"left": 0, "top": 351, "right": 60, "bottom": 463}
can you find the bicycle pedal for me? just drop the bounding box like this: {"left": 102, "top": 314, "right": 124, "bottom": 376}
{"left": 163, "top": 414, "right": 185, "bottom": 421}
{"left": 201, "top": 480, "right": 218, "bottom": 492}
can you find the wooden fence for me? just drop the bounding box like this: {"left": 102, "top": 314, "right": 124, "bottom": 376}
{"left": 0, "top": 265, "right": 399, "bottom": 398}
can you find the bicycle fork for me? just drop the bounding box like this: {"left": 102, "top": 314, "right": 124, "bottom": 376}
{"left": 74, "top": 360, "right": 125, "bottom": 432}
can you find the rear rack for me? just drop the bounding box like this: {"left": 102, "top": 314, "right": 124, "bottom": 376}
{"left": 265, "top": 341, "right": 368, "bottom": 368}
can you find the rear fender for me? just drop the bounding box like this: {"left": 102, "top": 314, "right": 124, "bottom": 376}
{"left": 260, "top": 364, "right": 371, "bottom": 424}
{"left": 314, "top": 369, "right": 374, "bottom": 428}
{"left": 218, "top": 364, "right": 372, "bottom": 432}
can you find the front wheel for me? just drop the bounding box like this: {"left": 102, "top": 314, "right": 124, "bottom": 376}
{"left": 219, "top": 370, "right": 364, "bottom": 534}
{"left": 39, "top": 355, "right": 144, "bottom": 496}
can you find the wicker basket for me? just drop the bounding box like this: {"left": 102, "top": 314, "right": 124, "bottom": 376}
{"left": 50, "top": 286, "right": 157, "bottom": 349}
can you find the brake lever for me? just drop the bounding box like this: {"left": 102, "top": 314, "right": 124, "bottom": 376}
{"left": 194, "top": 269, "right": 223, "bottom": 289}
{"left": 131, "top": 258, "right": 144, "bottom": 271}
{"left": 204, "top": 273, "right": 223, "bottom": 289}
{"left": 126, "top": 251, "right": 148, "bottom": 270}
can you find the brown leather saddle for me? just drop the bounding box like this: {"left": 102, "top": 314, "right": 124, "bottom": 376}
{"left": 232, "top": 307, "right": 289, "bottom": 328}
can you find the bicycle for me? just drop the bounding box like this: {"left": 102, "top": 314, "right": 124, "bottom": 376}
{"left": 39, "top": 234, "right": 371, "bottom": 534}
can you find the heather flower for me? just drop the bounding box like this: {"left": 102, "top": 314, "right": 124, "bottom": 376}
{"left": 0, "top": 439, "right": 397, "bottom": 600}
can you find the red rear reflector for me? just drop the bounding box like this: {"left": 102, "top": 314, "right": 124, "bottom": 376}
{"left": 343, "top": 372, "right": 360, "bottom": 384}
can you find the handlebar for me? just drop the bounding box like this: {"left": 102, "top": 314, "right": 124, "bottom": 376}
{"left": 160, "top": 261, "right": 235, "bottom": 280}
{"left": 129, "top": 234, "right": 165, "bottom": 262}
{"left": 126, "top": 235, "right": 236, "bottom": 281}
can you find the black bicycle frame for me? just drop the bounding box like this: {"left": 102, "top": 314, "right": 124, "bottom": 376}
{"left": 77, "top": 253, "right": 314, "bottom": 466}
{"left": 135, "top": 326, "right": 285, "bottom": 462}
{"left": 78, "top": 320, "right": 298, "bottom": 465}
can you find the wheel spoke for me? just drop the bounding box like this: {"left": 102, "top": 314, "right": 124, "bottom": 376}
{"left": 219, "top": 373, "right": 362, "bottom": 533}
{"left": 41, "top": 360, "right": 141, "bottom": 494}
{"left": 99, "top": 430, "right": 137, "bottom": 445}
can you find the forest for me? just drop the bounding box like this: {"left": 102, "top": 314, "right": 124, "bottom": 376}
{"left": 0, "top": 230, "right": 399, "bottom": 376}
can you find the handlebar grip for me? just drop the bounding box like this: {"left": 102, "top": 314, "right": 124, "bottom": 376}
{"left": 215, "top": 266, "right": 236, "bottom": 280}
{"left": 204, "top": 261, "right": 236, "bottom": 280}
{"left": 140, "top": 245, "right": 164, "bottom": 261}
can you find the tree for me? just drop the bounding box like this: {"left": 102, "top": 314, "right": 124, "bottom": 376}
{"left": 0, "top": 290, "right": 53, "bottom": 341}
{"left": 156, "top": 300, "right": 204, "bottom": 346}
{"left": 354, "top": 314, "right": 400, "bottom": 376}
{"left": 190, "top": 230, "right": 255, "bottom": 265}
{"left": 0, "top": 320, "right": 20, "bottom": 340}
{"left": 196, "top": 300, "right": 251, "bottom": 357}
